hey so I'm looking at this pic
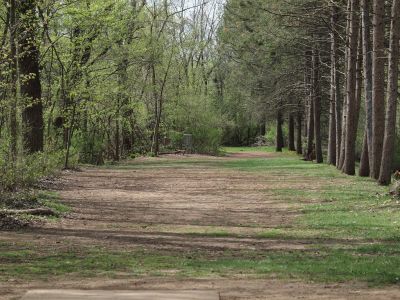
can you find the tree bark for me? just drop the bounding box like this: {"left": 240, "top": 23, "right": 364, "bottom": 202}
{"left": 288, "top": 114, "right": 295, "bottom": 151}
{"left": 9, "top": 0, "right": 18, "bottom": 164}
{"left": 305, "top": 51, "right": 314, "bottom": 160}
{"left": 276, "top": 110, "right": 284, "bottom": 152}
{"left": 18, "top": 0, "right": 44, "bottom": 153}
{"left": 151, "top": 64, "right": 160, "bottom": 156}
{"left": 371, "top": 0, "right": 386, "bottom": 179}
{"left": 312, "top": 49, "right": 323, "bottom": 164}
{"left": 260, "top": 115, "right": 266, "bottom": 136}
{"left": 378, "top": 0, "right": 400, "bottom": 185}
{"left": 343, "top": 0, "right": 360, "bottom": 175}
{"left": 338, "top": 0, "right": 352, "bottom": 170}
{"left": 359, "top": 0, "right": 374, "bottom": 176}
{"left": 328, "top": 4, "right": 339, "bottom": 165}
{"left": 115, "top": 98, "right": 120, "bottom": 162}
{"left": 296, "top": 111, "right": 302, "bottom": 155}
{"left": 359, "top": 126, "right": 370, "bottom": 176}
{"left": 354, "top": 29, "right": 363, "bottom": 136}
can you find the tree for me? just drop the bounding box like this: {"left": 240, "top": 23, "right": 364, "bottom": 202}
{"left": 305, "top": 51, "right": 314, "bottom": 161}
{"left": 312, "top": 48, "right": 323, "bottom": 164}
{"left": 9, "top": 0, "right": 17, "bottom": 163}
{"left": 276, "top": 110, "right": 284, "bottom": 152}
{"left": 328, "top": 4, "right": 339, "bottom": 166}
{"left": 342, "top": 0, "right": 360, "bottom": 175}
{"left": 18, "top": 0, "right": 44, "bottom": 153}
{"left": 288, "top": 113, "right": 296, "bottom": 151}
{"left": 296, "top": 110, "right": 302, "bottom": 155}
{"left": 378, "top": 0, "right": 400, "bottom": 185}
{"left": 371, "top": 0, "right": 386, "bottom": 179}
{"left": 359, "top": 0, "right": 373, "bottom": 177}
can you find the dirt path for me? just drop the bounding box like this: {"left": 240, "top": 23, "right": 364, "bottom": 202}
{"left": 1, "top": 152, "right": 399, "bottom": 299}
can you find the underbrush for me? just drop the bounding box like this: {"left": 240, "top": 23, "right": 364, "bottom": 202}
{"left": 0, "top": 189, "right": 70, "bottom": 230}
{"left": 0, "top": 146, "right": 68, "bottom": 228}
{"left": 0, "top": 149, "right": 65, "bottom": 192}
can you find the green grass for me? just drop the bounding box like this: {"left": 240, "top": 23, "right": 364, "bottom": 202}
{"left": 1, "top": 147, "right": 399, "bottom": 286}
{"left": 38, "top": 191, "right": 71, "bottom": 214}
{"left": 0, "top": 190, "right": 70, "bottom": 219}
{"left": 1, "top": 244, "right": 400, "bottom": 285}
{"left": 222, "top": 146, "right": 277, "bottom": 153}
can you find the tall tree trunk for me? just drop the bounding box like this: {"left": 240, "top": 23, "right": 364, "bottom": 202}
{"left": 359, "top": 127, "right": 370, "bottom": 176}
{"left": 328, "top": 4, "right": 339, "bottom": 165}
{"left": 371, "top": 0, "right": 386, "bottom": 179}
{"left": 115, "top": 98, "right": 120, "bottom": 161}
{"left": 288, "top": 114, "right": 295, "bottom": 151}
{"left": 9, "top": 0, "right": 18, "bottom": 164}
{"left": 335, "top": 67, "right": 342, "bottom": 167}
{"left": 19, "top": 0, "right": 44, "bottom": 153}
{"left": 260, "top": 114, "right": 266, "bottom": 136}
{"left": 343, "top": 0, "right": 360, "bottom": 175}
{"left": 305, "top": 51, "right": 314, "bottom": 160}
{"left": 64, "top": 102, "right": 77, "bottom": 169}
{"left": 306, "top": 96, "right": 314, "bottom": 160}
{"left": 313, "top": 49, "right": 323, "bottom": 164}
{"left": 359, "top": 0, "right": 374, "bottom": 176}
{"left": 338, "top": 0, "right": 352, "bottom": 170}
{"left": 150, "top": 63, "right": 161, "bottom": 156}
{"left": 276, "top": 110, "right": 284, "bottom": 152}
{"left": 378, "top": 0, "right": 400, "bottom": 185}
{"left": 354, "top": 29, "right": 363, "bottom": 135}
{"left": 296, "top": 111, "right": 302, "bottom": 155}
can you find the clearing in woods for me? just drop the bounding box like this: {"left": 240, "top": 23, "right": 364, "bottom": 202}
{"left": 1, "top": 147, "right": 400, "bottom": 299}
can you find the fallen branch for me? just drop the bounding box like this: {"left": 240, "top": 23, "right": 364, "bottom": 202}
{"left": 1, "top": 208, "right": 59, "bottom": 217}
{"left": 159, "top": 150, "right": 187, "bottom": 155}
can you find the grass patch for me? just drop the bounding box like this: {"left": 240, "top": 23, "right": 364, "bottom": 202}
{"left": 37, "top": 191, "right": 71, "bottom": 214}
{"left": 1, "top": 243, "right": 400, "bottom": 285}
{"left": 222, "top": 146, "right": 276, "bottom": 154}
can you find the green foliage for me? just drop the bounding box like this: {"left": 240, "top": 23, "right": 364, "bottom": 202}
{"left": 0, "top": 147, "right": 64, "bottom": 191}
{"left": 166, "top": 94, "right": 225, "bottom": 154}
{"left": 264, "top": 123, "right": 288, "bottom": 147}
{"left": 168, "top": 131, "right": 184, "bottom": 150}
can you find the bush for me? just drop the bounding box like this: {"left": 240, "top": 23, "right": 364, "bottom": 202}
{"left": 0, "top": 149, "right": 64, "bottom": 192}
{"left": 191, "top": 127, "right": 223, "bottom": 155}
{"left": 168, "top": 130, "right": 184, "bottom": 150}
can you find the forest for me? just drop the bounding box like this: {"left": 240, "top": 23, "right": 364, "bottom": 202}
{"left": 1, "top": 0, "right": 400, "bottom": 299}
{"left": 1, "top": 0, "right": 400, "bottom": 187}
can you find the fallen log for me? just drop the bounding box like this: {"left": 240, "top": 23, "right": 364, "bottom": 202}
{"left": 1, "top": 208, "right": 59, "bottom": 217}
{"left": 174, "top": 150, "right": 186, "bottom": 155}
{"left": 158, "top": 150, "right": 186, "bottom": 156}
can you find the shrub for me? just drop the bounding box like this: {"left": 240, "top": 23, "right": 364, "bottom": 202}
{"left": 0, "top": 149, "right": 64, "bottom": 192}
